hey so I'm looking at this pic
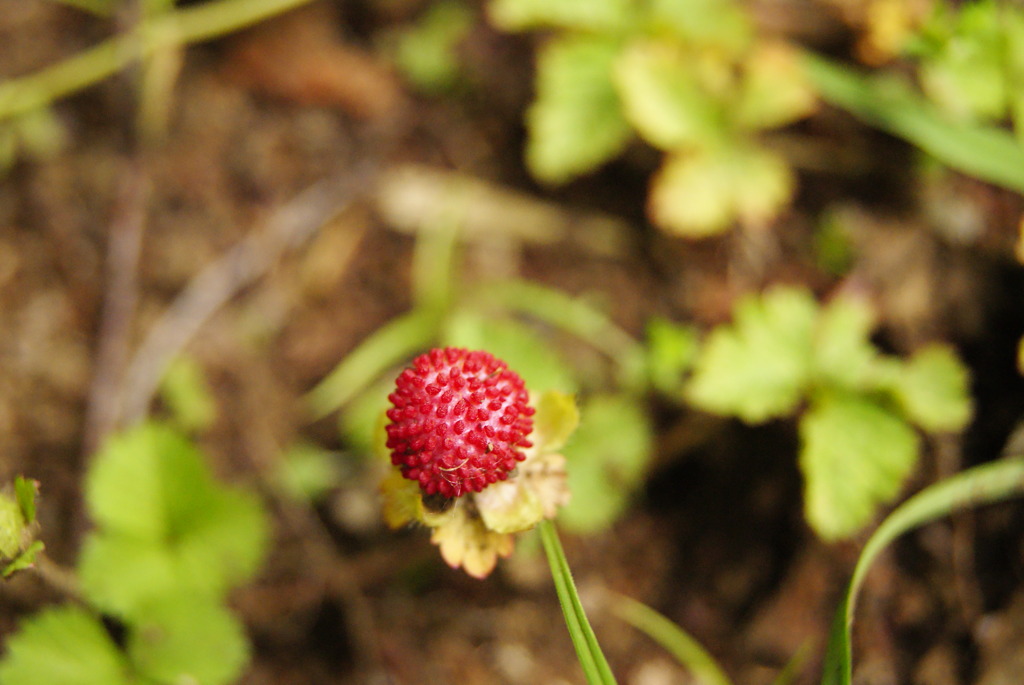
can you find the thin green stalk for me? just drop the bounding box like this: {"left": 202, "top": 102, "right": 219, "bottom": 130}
{"left": 305, "top": 309, "right": 440, "bottom": 419}
{"left": 822, "top": 457, "right": 1024, "bottom": 685}
{"left": 0, "top": 0, "right": 316, "bottom": 122}
{"left": 538, "top": 519, "right": 617, "bottom": 685}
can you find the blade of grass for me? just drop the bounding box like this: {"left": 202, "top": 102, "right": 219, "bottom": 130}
{"left": 821, "top": 457, "right": 1024, "bottom": 685}
{"left": 306, "top": 309, "right": 439, "bottom": 419}
{"left": 538, "top": 519, "right": 617, "bottom": 685}
{"left": 610, "top": 593, "right": 731, "bottom": 685}
{"left": 803, "top": 53, "right": 1024, "bottom": 193}
{"left": 475, "top": 280, "right": 646, "bottom": 390}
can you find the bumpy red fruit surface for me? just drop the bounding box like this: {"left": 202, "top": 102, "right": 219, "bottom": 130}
{"left": 386, "top": 348, "right": 535, "bottom": 499}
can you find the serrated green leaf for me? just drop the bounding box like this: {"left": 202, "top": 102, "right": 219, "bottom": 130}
{"left": 614, "top": 41, "right": 724, "bottom": 150}
{"left": 649, "top": 144, "right": 794, "bottom": 236}
{"left": 688, "top": 287, "right": 817, "bottom": 422}
{"left": 443, "top": 311, "right": 578, "bottom": 394}
{"left": 0, "top": 606, "right": 131, "bottom": 685}
{"left": 735, "top": 40, "right": 816, "bottom": 130}
{"left": 526, "top": 35, "right": 632, "bottom": 184}
{"left": 82, "top": 422, "right": 267, "bottom": 618}
{"left": 560, "top": 394, "right": 652, "bottom": 533}
{"left": 800, "top": 393, "right": 919, "bottom": 541}
{"left": 812, "top": 294, "right": 878, "bottom": 390}
{"left": 128, "top": 596, "right": 249, "bottom": 685}
{"left": 532, "top": 390, "right": 580, "bottom": 454}
{"left": 160, "top": 355, "right": 217, "bottom": 433}
{"left": 87, "top": 422, "right": 213, "bottom": 540}
{"left": 14, "top": 476, "right": 37, "bottom": 525}
{"left": 488, "top": 0, "right": 632, "bottom": 32}
{"left": 79, "top": 534, "right": 182, "bottom": 617}
{"left": 887, "top": 345, "right": 972, "bottom": 432}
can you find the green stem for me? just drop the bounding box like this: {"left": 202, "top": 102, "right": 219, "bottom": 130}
{"left": 538, "top": 519, "right": 617, "bottom": 685}
{"left": 0, "top": 0, "right": 315, "bottom": 122}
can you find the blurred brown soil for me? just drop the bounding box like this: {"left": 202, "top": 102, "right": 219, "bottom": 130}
{"left": 3, "top": 2, "right": 1024, "bottom": 684}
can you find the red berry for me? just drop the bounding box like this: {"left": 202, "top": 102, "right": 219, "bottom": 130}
{"left": 385, "top": 348, "right": 535, "bottom": 499}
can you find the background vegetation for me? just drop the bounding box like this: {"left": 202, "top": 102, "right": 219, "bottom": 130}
{"left": 2, "top": 0, "right": 1024, "bottom": 683}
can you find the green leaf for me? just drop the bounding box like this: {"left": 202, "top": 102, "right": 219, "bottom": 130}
{"left": 339, "top": 378, "right": 393, "bottom": 456}
{"left": 128, "top": 596, "right": 249, "bottom": 685}
{"left": 799, "top": 393, "right": 919, "bottom": 541}
{"left": 160, "top": 355, "right": 217, "bottom": 432}
{"left": 526, "top": 35, "right": 632, "bottom": 184}
{"left": 687, "top": 287, "right": 817, "bottom": 422}
{"left": 87, "top": 422, "right": 211, "bottom": 540}
{"left": 0, "top": 606, "right": 131, "bottom": 685}
{"left": 78, "top": 535, "right": 182, "bottom": 618}
{"left": 559, "top": 394, "right": 652, "bottom": 533}
{"left": 812, "top": 294, "right": 879, "bottom": 391}
{"left": 614, "top": 41, "right": 723, "bottom": 150}
{"left": 885, "top": 344, "right": 972, "bottom": 432}
{"left": 443, "top": 311, "right": 578, "bottom": 394}
{"left": 538, "top": 520, "right": 617, "bottom": 685}
{"left": 531, "top": 390, "right": 580, "bottom": 454}
{"left": 822, "top": 457, "right": 1024, "bottom": 685}
{"left": 917, "top": 0, "right": 1009, "bottom": 122}
{"left": 649, "top": 144, "right": 794, "bottom": 237}
{"left": 646, "top": 0, "right": 751, "bottom": 54}
{"left": 735, "top": 41, "right": 816, "bottom": 130}
{"left": 804, "top": 52, "right": 1024, "bottom": 193}
{"left": 488, "top": 0, "right": 632, "bottom": 32}
{"left": 82, "top": 422, "right": 267, "bottom": 618}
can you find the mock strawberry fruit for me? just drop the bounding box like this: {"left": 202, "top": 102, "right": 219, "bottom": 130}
{"left": 385, "top": 348, "right": 535, "bottom": 499}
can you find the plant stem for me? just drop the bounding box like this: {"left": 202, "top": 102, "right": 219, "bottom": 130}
{"left": 0, "top": 0, "right": 316, "bottom": 122}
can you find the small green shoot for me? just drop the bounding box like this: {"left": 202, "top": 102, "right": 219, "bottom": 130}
{"left": 1, "top": 477, "right": 43, "bottom": 578}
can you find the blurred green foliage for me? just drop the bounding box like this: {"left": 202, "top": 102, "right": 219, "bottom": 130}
{"left": 487, "top": 0, "right": 815, "bottom": 236}
{"left": 0, "top": 422, "right": 267, "bottom": 685}
{"left": 685, "top": 286, "right": 972, "bottom": 540}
